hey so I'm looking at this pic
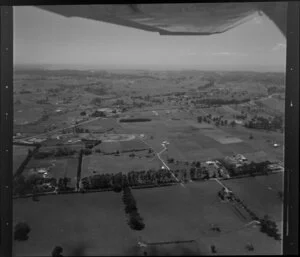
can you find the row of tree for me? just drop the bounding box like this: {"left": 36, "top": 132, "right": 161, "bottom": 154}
{"left": 81, "top": 169, "right": 179, "bottom": 190}
{"left": 122, "top": 186, "right": 145, "bottom": 231}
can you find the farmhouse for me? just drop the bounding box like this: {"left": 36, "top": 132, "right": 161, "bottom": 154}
{"left": 225, "top": 154, "right": 248, "bottom": 168}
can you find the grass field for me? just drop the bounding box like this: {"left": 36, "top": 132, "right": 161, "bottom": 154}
{"left": 222, "top": 173, "right": 283, "bottom": 225}
{"left": 256, "top": 98, "right": 285, "bottom": 113}
{"left": 13, "top": 192, "right": 137, "bottom": 256}
{"left": 81, "top": 154, "right": 161, "bottom": 177}
{"left": 13, "top": 178, "right": 282, "bottom": 256}
{"left": 93, "top": 138, "right": 147, "bottom": 153}
{"left": 132, "top": 181, "right": 281, "bottom": 255}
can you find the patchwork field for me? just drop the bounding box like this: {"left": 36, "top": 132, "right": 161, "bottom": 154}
{"left": 13, "top": 69, "right": 285, "bottom": 256}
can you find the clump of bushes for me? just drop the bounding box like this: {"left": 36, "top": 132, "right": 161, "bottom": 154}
{"left": 260, "top": 215, "right": 281, "bottom": 240}
{"left": 52, "top": 246, "right": 64, "bottom": 257}
{"left": 14, "top": 222, "right": 31, "bottom": 241}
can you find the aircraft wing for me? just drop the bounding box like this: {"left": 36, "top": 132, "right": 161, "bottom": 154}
{"left": 36, "top": 2, "right": 286, "bottom": 36}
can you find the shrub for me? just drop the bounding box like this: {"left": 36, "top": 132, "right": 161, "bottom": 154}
{"left": 113, "top": 184, "right": 122, "bottom": 193}
{"left": 246, "top": 243, "right": 254, "bottom": 251}
{"left": 14, "top": 222, "right": 31, "bottom": 241}
{"left": 260, "top": 215, "right": 281, "bottom": 240}
{"left": 52, "top": 246, "right": 63, "bottom": 257}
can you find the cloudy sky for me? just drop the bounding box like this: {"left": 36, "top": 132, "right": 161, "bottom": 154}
{"left": 14, "top": 5, "right": 286, "bottom": 71}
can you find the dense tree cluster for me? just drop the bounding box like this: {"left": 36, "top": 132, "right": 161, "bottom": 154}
{"left": 120, "top": 118, "right": 152, "bottom": 123}
{"left": 91, "top": 110, "right": 106, "bottom": 117}
{"left": 81, "top": 169, "right": 178, "bottom": 190}
{"left": 197, "top": 114, "right": 229, "bottom": 127}
{"left": 244, "top": 115, "right": 283, "bottom": 132}
{"left": 13, "top": 174, "right": 58, "bottom": 196}
{"left": 260, "top": 215, "right": 281, "bottom": 240}
{"left": 14, "top": 222, "right": 31, "bottom": 241}
{"left": 34, "top": 147, "right": 77, "bottom": 159}
{"left": 217, "top": 159, "right": 271, "bottom": 177}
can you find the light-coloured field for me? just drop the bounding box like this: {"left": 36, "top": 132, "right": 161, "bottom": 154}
{"left": 81, "top": 154, "right": 161, "bottom": 177}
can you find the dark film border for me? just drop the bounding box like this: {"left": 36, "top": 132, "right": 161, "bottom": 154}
{"left": 283, "top": 1, "right": 299, "bottom": 255}
{"left": 0, "top": 5, "right": 13, "bottom": 257}
{"left": 0, "top": 1, "right": 299, "bottom": 256}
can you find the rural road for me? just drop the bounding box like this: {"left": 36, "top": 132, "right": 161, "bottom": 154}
{"left": 138, "top": 136, "right": 185, "bottom": 188}
{"left": 156, "top": 144, "right": 185, "bottom": 188}
{"left": 212, "top": 178, "right": 231, "bottom": 192}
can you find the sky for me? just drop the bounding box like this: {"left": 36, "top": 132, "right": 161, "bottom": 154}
{"left": 13, "top": 5, "right": 286, "bottom": 72}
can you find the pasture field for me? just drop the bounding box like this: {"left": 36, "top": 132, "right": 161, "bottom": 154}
{"left": 119, "top": 115, "right": 272, "bottom": 162}
{"left": 94, "top": 138, "right": 147, "bottom": 153}
{"left": 13, "top": 145, "right": 36, "bottom": 174}
{"left": 79, "top": 118, "right": 122, "bottom": 132}
{"left": 132, "top": 181, "right": 281, "bottom": 255}
{"left": 24, "top": 157, "right": 78, "bottom": 186}
{"left": 13, "top": 179, "right": 282, "bottom": 256}
{"left": 13, "top": 192, "right": 137, "bottom": 256}
{"left": 221, "top": 126, "right": 284, "bottom": 162}
{"left": 14, "top": 107, "right": 44, "bottom": 125}
{"left": 222, "top": 174, "right": 283, "bottom": 225}
{"left": 256, "top": 98, "right": 285, "bottom": 113}
{"left": 81, "top": 154, "right": 161, "bottom": 177}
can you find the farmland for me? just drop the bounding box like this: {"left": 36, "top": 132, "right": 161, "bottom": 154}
{"left": 222, "top": 174, "right": 283, "bottom": 226}
{"left": 81, "top": 153, "right": 161, "bottom": 177}
{"left": 13, "top": 179, "right": 282, "bottom": 256}
{"left": 13, "top": 68, "right": 285, "bottom": 255}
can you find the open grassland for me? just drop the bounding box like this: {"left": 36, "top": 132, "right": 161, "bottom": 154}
{"left": 81, "top": 154, "right": 161, "bottom": 177}
{"left": 97, "top": 139, "right": 147, "bottom": 153}
{"left": 132, "top": 181, "right": 281, "bottom": 255}
{"left": 13, "top": 193, "right": 137, "bottom": 256}
{"left": 223, "top": 173, "right": 283, "bottom": 226}
{"left": 256, "top": 98, "right": 285, "bottom": 113}
{"left": 13, "top": 177, "right": 282, "bottom": 256}
{"left": 79, "top": 118, "right": 121, "bottom": 132}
